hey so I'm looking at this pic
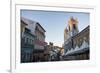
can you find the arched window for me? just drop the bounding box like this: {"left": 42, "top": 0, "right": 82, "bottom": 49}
{"left": 73, "top": 24, "right": 76, "bottom": 29}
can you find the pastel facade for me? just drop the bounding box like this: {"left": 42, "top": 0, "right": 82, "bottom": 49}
{"left": 21, "top": 17, "right": 47, "bottom": 62}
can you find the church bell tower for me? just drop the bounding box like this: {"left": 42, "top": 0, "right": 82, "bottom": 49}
{"left": 68, "top": 16, "right": 79, "bottom": 37}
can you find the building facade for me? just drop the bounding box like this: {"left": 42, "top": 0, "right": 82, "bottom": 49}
{"left": 64, "top": 17, "right": 89, "bottom": 60}
{"left": 33, "top": 22, "right": 47, "bottom": 62}
{"left": 21, "top": 19, "right": 35, "bottom": 62}
{"left": 21, "top": 17, "right": 47, "bottom": 62}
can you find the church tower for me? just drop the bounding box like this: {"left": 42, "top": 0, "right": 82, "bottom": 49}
{"left": 64, "top": 27, "right": 69, "bottom": 42}
{"left": 68, "top": 16, "right": 79, "bottom": 37}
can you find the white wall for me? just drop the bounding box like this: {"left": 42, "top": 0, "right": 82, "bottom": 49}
{"left": 22, "top": 17, "right": 36, "bottom": 35}
{"left": 0, "top": 0, "right": 100, "bottom": 73}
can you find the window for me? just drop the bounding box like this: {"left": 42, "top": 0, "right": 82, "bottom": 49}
{"left": 73, "top": 24, "right": 76, "bottom": 29}
{"left": 23, "top": 37, "right": 25, "bottom": 43}
{"left": 26, "top": 38, "right": 28, "bottom": 43}
{"left": 32, "top": 40, "right": 33, "bottom": 44}
{"left": 24, "top": 37, "right": 26, "bottom": 43}
{"left": 30, "top": 39, "right": 31, "bottom": 44}
{"left": 69, "top": 26, "right": 70, "bottom": 31}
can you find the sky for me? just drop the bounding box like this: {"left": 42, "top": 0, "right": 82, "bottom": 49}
{"left": 21, "top": 10, "right": 90, "bottom": 47}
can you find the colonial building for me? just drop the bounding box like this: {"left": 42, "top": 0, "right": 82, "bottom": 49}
{"left": 63, "top": 16, "right": 89, "bottom": 60}
{"left": 21, "top": 18, "right": 35, "bottom": 62}
{"left": 33, "top": 22, "right": 47, "bottom": 62}
{"left": 21, "top": 17, "right": 47, "bottom": 62}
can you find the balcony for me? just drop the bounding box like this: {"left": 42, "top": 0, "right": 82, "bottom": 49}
{"left": 34, "top": 39, "right": 47, "bottom": 50}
